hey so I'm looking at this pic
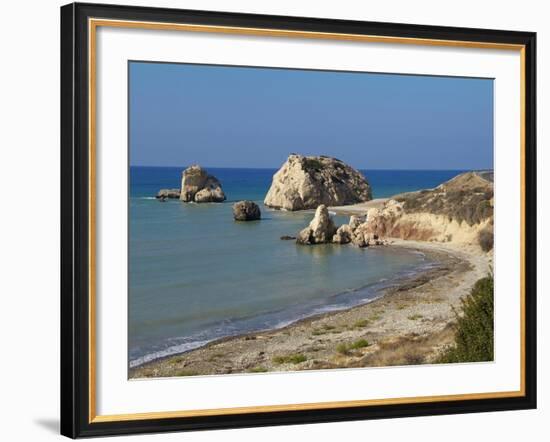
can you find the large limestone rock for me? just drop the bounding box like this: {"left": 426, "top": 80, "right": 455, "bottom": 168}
{"left": 179, "top": 165, "right": 226, "bottom": 203}
{"left": 233, "top": 201, "right": 261, "bottom": 221}
{"left": 296, "top": 205, "right": 337, "bottom": 245}
{"left": 264, "top": 154, "right": 372, "bottom": 211}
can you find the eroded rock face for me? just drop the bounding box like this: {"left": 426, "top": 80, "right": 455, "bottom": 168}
{"left": 330, "top": 213, "right": 386, "bottom": 247}
{"left": 233, "top": 201, "right": 261, "bottom": 221}
{"left": 264, "top": 155, "right": 372, "bottom": 211}
{"left": 179, "top": 165, "right": 226, "bottom": 203}
{"left": 354, "top": 172, "right": 495, "bottom": 249}
{"left": 332, "top": 224, "right": 354, "bottom": 244}
{"left": 296, "top": 205, "right": 337, "bottom": 245}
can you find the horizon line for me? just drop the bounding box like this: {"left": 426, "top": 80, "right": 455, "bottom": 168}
{"left": 130, "top": 165, "right": 493, "bottom": 171}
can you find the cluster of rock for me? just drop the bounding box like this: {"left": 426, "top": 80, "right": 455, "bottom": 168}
{"left": 264, "top": 154, "right": 372, "bottom": 211}
{"left": 296, "top": 205, "right": 387, "bottom": 247}
{"left": 296, "top": 205, "right": 337, "bottom": 245}
{"left": 156, "top": 188, "right": 181, "bottom": 200}
{"left": 233, "top": 201, "right": 261, "bottom": 221}
{"left": 180, "top": 165, "right": 226, "bottom": 203}
{"left": 155, "top": 165, "right": 226, "bottom": 202}
{"left": 153, "top": 160, "right": 493, "bottom": 252}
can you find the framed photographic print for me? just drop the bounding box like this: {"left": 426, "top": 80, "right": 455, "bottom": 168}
{"left": 60, "top": 2, "right": 537, "bottom": 438}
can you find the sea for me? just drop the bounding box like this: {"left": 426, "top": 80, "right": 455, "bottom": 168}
{"left": 129, "top": 167, "right": 466, "bottom": 367}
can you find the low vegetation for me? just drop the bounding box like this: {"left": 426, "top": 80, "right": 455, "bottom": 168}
{"left": 394, "top": 172, "right": 494, "bottom": 226}
{"left": 437, "top": 275, "right": 494, "bottom": 363}
{"left": 175, "top": 369, "right": 199, "bottom": 377}
{"left": 407, "top": 314, "right": 423, "bottom": 321}
{"left": 352, "top": 319, "right": 369, "bottom": 328}
{"left": 478, "top": 227, "right": 494, "bottom": 252}
{"left": 396, "top": 187, "right": 493, "bottom": 226}
{"left": 272, "top": 353, "right": 308, "bottom": 364}
{"left": 336, "top": 339, "right": 370, "bottom": 355}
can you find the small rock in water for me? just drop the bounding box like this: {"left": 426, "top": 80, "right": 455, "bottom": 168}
{"left": 296, "top": 205, "right": 337, "bottom": 245}
{"left": 233, "top": 200, "right": 261, "bottom": 221}
{"left": 156, "top": 188, "right": 180, "bottom": 199}
{"left": 280, "top": 235, "right": 296, "bottom": 240}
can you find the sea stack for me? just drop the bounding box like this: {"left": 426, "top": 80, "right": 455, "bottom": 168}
{"left": 296, "top": 205, "right": 337, "bottom": 245}
{"left": 233, "top": 201, "right": 261, "bottom": 221}
{"left": 179, "top": 165, "right": 226, "bottom": 203}
{"left": 264, "top": 154, "right": 372, "bottom": 211}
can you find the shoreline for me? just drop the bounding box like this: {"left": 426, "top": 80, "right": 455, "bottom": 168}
{"left": 130, "top": 239, "right": 490, "bottom": 379}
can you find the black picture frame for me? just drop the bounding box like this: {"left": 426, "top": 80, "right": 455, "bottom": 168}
{"left": 61, "top": 2, "right": 537, "bottom": 438}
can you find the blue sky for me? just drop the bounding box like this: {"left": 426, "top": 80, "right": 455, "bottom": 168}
{"left": 129, "top": 61, "right": 493, "bottom": 170}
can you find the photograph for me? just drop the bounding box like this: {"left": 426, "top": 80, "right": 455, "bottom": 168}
{"left": 127, "top": 61, "right": 495, "bottom": 379}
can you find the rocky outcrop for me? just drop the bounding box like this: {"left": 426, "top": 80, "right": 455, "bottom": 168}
{"left": 357, "top": 172, "right": 494, "bottom": 250}
{"left": 296, "top": 205, "right": 337, "bottom": 245}
{"left": 332, "top": 214, "right": 385, "bottom": 247}
{"left": 156, "top": 189, "right": 180, "bottom": 199}
{"left": 332, "top": 224, "right": 354, "bottom": 244}
{"left": 233, "top": 201, "right": 261, "bottom": 221}
{"left": 179, "top": 165, "right": 226, "bottom": 203}
{"left": 264, "top": 154, "right": 372, "bottom": 211}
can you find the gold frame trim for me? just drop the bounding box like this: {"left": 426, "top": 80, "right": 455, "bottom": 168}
{"left": 88, "top": 18, "right": 527, "bottom": 424}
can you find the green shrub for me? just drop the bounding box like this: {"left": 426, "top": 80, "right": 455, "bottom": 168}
{"left": 336, "top": 343, "right": 350, "bottom": 354}
{"left": 478, "top": 228, "right": 494, "bottom": 252}
{"left": 349, "top": 339, "right": 370, "bottom": 349}
{"left": 175, "top": 369, "right": 199, "bottom": 377}
{"left": 273, "top": 354, "right": 307, "bottom": 364}
{"left": 438, "top": 275, "right": 494, "bottom": 363}
{"left": 336, "top": 339, "right": 370, "bottom": 355}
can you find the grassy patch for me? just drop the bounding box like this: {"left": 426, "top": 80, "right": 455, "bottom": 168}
{"left": 437, "top": 275, "right": 494, "bottom": 363}
{"left": 272, "top": 354, "right": 308, "bottom": 365}
{"left": 408, "top": 314, "right": 423, "bottom": 321}
{"left": 336, "top": 339, "right": 370, "bottom": 355}
{"left": 312, "top": 324, "right": 341, "bottom": 336}
{"left": 352, "top": 319, "right": 370, "bottom": 328}
{"left": 398, "top": 186, "right": 493, "bottom": 226}
{"left": 248, "top": 366, "right": 268, "bottom": 373}
{"left": 207, "top": 352, "right": 225, "bottom": 362}
{"left": 175, "top": 369, "right": 199, "bottom": 377}
{"left": 369, "top": 314, "right": 382, "bottom": 322}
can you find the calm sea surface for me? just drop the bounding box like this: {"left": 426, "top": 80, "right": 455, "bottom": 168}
{"left": 129, "top": 167, "right": 466, "bottom": 367}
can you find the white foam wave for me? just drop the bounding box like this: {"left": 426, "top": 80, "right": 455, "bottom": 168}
{"left": 129, "top": 339, "right": 212, "bottom": 368}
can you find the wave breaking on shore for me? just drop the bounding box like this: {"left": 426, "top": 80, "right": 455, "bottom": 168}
{"left": 129, "top": 254, "right": 434, "bottom": 369}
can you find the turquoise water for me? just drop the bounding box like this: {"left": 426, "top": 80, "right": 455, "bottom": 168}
{"left": 129, "top": 167, "right": 465, "bottom": 367}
